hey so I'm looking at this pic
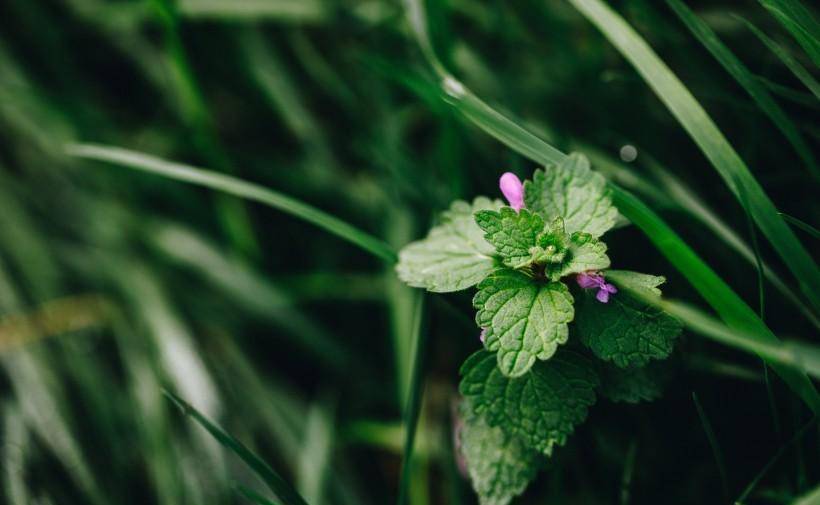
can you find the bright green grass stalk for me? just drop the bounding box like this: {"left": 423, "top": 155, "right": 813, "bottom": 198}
{"left": 567, "top": 0, "right": 820, "bottom": 315}
{"left": 758, "top": 0, "right": 820, "bottom": 67}
{"left": 741, "top": 17, "right": 820, "bottom": 100}
{"left": 66, "top": 144, "right": 397, "bottom": 263}
{"left": 401, "top": 0, "right": 820, "bottom": 413}
{"left": 667, "top": 0, "right": 819, "bottom": 180}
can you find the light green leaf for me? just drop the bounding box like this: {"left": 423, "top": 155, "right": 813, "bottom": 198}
{"left": 576, "top": 271, "right": 682, "bottom": 368}
{"left": 458, "top": 400, "right": 540, "bottom": 505}
{"left": 459, "top": 350, "right": 599, "bottom": 455}
{"left": 397, "top": 197, "right": 503, "bottom": 292}
{"left": 550, "top": 232, "right": 610, "bottom": 280}
{"left": 475, "top": 207, "right": 546, "bottom": 269}
{"left": 523, "top": 153, "right": 619, "bottom": 238}
{"left": 599, "top": 362, "right": 667, "bottom": 404}
{"left": 473, "top": 270, "right": 574, "bottom": 377}
{"left": 606, "top": 270, "right": 665, "bottom": 295}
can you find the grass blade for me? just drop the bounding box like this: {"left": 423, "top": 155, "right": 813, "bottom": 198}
{"left": 735, "top": 417, "right": 817, "bottom": 504}
{"left": 758, "top": 0, "right": 820, "bottom": 67}
{"left": 741, "top": 17, "right": 820, "bottom": 100}
{"left": 781, "top": 212, "right": 820, "bottom": 239}
{"left": 692, "top": 393, "right": 730, "bottom": 502}
{"left": 401, "top": 0, "right": 820, "bottom": 413}
{"left": 396, "top": 294, "right": 428, "bottom": 505}
{"left": 163, "top": 390, "right": 309, "bottom": 505}
{"left": 177, "top": 0, "right": 327, "bottom": 22}
{"left": 667, "top": 0, "right": 818, "bottom": 180}
{"left": 235, "top": 484, "right": 280, "bottom": 505}
{"left": 66, "top": 143, "right": 397, "bottom": 263}
{"left": 567, "top": 0, "right": 820, "bottom": 314}
{"left": 608, "top": 271, "right": 820, "bottom": 383}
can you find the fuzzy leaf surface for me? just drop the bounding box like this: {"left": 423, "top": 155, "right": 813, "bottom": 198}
{"left": 474, "top": 270, "right": 574, "bottom": 377}
{"left": 576, "top": 271, "right": 682, "bottom": 368}
{"left": 458, "top": 401, "right": 540, "bottom": 505}
{"left": 475, "top": 207, "right": 545, "bottom": 268}
{"left": 396, "top": 197, "right": 503, "bottom": 292}
{"left": 459, "top": 350, "right": 598, "bottom": 455}
{"left": 523, "top": 153, "right": 618, "bottom": 237}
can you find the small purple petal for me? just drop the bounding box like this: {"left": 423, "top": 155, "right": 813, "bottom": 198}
{"left": 596, "top": 289, "right": 611, "bottom": 303}
{"left": 479, "top": 328, "right": 487, "bottom": 344}
{"left": 603, "top": 283, "right": 618, "bottom": 294}
{"left": 499, "top": 172, "right": 524, "bottom": 211}
{"left": 576, "top": 272, "right": 602, "bottom": 289}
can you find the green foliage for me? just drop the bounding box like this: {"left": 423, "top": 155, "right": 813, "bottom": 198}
{"left": 523, "top": 154, "right": 619, "bottom": 238}
{"left": 396, "top": 197, "right": 503, "bottom": 292}
{"left": 577, "top": 272, "right": 682, "bottom": 368}
{"left": 599, "top": 362, "right": 667, "bottom": 404}
{"left": 458, "top": 401, "right": 540, "bottom": 505}
{"left": 473, "top": 270, "right": 574, "bottom": 377}
{"left": 459, "top": 350, "right": 599, "bottom": 456}
{"left": 474, "top": 208, "right": 546, "bottom": 269}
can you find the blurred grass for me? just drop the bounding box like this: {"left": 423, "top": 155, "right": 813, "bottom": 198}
{"left": 0, "top": 0, "right": 818, "bottom": 504}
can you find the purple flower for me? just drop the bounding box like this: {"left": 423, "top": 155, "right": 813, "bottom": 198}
{"left": 576, "top": 271, "right": 618, "bottom": 303}
{"left": 479, "top": 328, "right": 487, "bottom": 344}
{"left": 499, "top": 172, "right": 524, "bottom": 211}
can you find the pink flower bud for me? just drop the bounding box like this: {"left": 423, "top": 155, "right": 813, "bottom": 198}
{"left": 499, "top": 172, "right": 524, "bottom": 211}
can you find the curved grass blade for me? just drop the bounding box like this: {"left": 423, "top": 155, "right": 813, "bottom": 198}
{"left": 741, "top": 17, "right": 820, "bottom": 100}
{"left": 66, "top": 143, "right": 397, "bottom": 263}
{"left": 758, "top": 0, "right": 820, "bottom": 67}
{"left": 567, "top": 0, "right": 820, "bottom": 314}
{"left": 397, "top": 293, "right": 428, "bottom": 505}
{"left": 163, "top": 390, "right": 309, "bottom": 505}
{"left": 667, "top": 0, "right": 818, "bottom": 180}
{"left": 401, "top": 0, "right": 820, "bottom": 413}
{"left": 781, "top": 212, "right": 820, "bottom": 239}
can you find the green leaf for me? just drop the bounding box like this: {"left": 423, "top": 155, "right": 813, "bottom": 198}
{"left": 556, "top": 232, "right": 610, "bottom": 278}
{"left": 473, "top": 270, "right": 574, "bottom": 377}
{"left": 458, "top": 400, "right": 540, "bottom": 505}
{"left": 459, "top": 350, "right": 599, "bottom": 456}
{"left": 599, "top": 362, "right": 667, "bottom": 404}
{"left": 475, "top": 207, "right": 546, "bottom": 268}
{"left": 523, "top": 153, "right": 619, "bottom": 238}
{"left": 400, "top": 0, "right": 820, "bottom": 414}
{"left": 576, "top": 271, "right": 682, "bottom": 368}
{"left": 397, "top": 197, "right": 503, "bottom": 292}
